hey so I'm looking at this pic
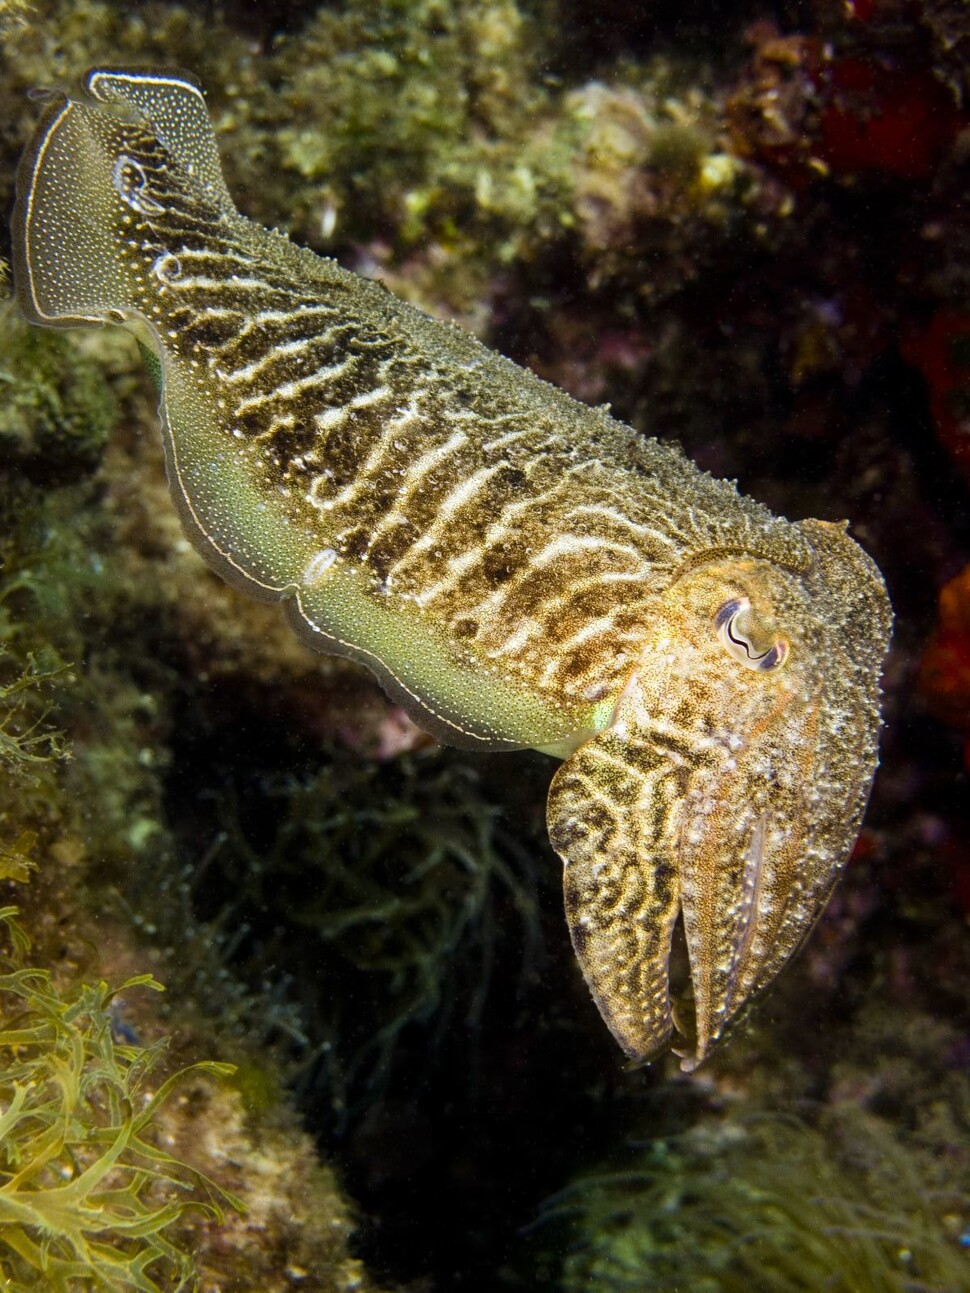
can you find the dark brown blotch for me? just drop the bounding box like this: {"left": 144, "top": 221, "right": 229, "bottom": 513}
{"left": 452, "top": 615, "right": 479, "bottom": 640}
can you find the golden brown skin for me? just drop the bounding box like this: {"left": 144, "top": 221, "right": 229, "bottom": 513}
{"left": 12, "top": 68, "right": 892, "bottom": 1068}
{"left": 549, "top": 524, "right": 889, "bottom": 1067}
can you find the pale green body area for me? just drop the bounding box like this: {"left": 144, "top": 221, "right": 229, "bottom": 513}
{"left": 13, "top": 68, "right": 892, "bottom": 1069}
{"left": 144, "top": 342, "right": 605, "bottom": 756}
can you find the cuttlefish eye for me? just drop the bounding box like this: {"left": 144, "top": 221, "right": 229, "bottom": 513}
{"left": 714, "top": 598, "right": 789, "bottom": 671}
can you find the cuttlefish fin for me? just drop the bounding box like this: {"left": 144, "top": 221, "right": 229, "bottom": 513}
{"left": 547, "top": 726, "right": 683, "bottom": 1064}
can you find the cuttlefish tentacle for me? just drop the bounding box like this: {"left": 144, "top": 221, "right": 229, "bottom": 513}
{"left": 12, "top": 67, "right": 893, "bottom": 1069}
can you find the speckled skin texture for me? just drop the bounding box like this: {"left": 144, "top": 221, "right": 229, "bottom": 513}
{"left": 13, "top": 68, "right": 892, "bottom": 1068}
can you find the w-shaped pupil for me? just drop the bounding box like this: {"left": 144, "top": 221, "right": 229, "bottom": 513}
{"left": 715, "top": 599, "right": 788, "bottom": 672}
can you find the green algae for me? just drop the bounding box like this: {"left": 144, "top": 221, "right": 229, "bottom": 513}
{"left": 550, "top": 1111, "right": 970, "bottom": 1292}
{"left": 133, "top": 746, "right": 545, "bottom": 1114}
{"left": 0, "top": 907, "right": 239, "bottom": 1292}
{"left": 0, "top": 305, "right": 108, "bottom": 883}
{"left": 0, "top": 303, "right": 142, "bottom": 880}
{"left": 248, "top": 0, "right": 583, "bottom": 280}
{"left": 0, "top": 308, "right": 115, "bottom": 483}
{"left": 0, "top": 0, "right": 760, "bottom": 328}
{"left": 0, "top": 649, "right": 67, "bottom": 881}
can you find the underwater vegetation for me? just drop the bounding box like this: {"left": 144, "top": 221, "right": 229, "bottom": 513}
{"left": 262, "top": 0, "right": 562, "bottom": 249}
{"left": 0, "top": 646, "right": 66, "bottom": 883}
{"left": 0, "top": 304, "right": 109, "bottom": 888}
{"left": 147, "top": 743, "right": 545, "bottom": 1116}
{"left": 0, "top": 306, "right": 114, "bottom": 484}
{"left": 550, "top": 1111, "right": 970, "bottom": 1292}
{"left": 0, "top": 299, "right": 162, "bottom": 883}
{"left": 0, "top": 0, "right": 967, "bottom": 1288}
{"left": 0, "top": 906, "right": 237, "bottom": 1292}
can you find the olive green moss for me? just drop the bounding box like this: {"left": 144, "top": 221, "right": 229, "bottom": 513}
{"left": 0, "top": 309, "right": 115, "bottom": 482}
{"left": 0, "top": 307, "right": 103, "bottom": 872}
{"left": 260, "top": 0, "right": 576, "bottom": 255}
{"left": 0, "top": 0, "right": 756, "bottom": 322}
{"left": 0, "top": 302, "right": 161, "bottom": 882}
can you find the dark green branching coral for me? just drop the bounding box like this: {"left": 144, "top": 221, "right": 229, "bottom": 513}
{"left": 548, "top": 1113, "right": 970, "bottom": 1292}
{"left": 0, "top": 907, "right": 239, "bottom": 1292}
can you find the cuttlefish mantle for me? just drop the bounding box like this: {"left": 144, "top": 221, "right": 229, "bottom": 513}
{"left": 12, "top": 67, "right": 893, "bottom": 1070}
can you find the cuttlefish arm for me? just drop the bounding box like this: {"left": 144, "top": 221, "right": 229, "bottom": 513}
{"left": 548, "top": 722, "right": 683, "bottom": 1062}
{"left": 549, "top": 520, "right": 891, "bottom": 1070}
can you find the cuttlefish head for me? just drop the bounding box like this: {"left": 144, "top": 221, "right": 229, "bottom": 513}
{"left": 547, "top": 518, "right": 891, "bottom": 1070}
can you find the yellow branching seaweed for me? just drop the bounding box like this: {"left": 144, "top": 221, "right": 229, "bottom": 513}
{"left": 0, "top": 907, "right": 240, "bottom": 1292}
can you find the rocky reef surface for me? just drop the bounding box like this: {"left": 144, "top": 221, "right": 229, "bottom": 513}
{"left": 0, "top": 0, "right": 969, "bottom": 1289}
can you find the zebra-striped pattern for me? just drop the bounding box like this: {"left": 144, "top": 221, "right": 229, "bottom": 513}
{"left": 101, "top": 114, "right": 813, "bottom": 709}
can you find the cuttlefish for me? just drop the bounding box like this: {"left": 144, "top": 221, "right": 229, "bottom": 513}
{"left": 12, "top": 68, "right": 892, "bottom": 1070}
